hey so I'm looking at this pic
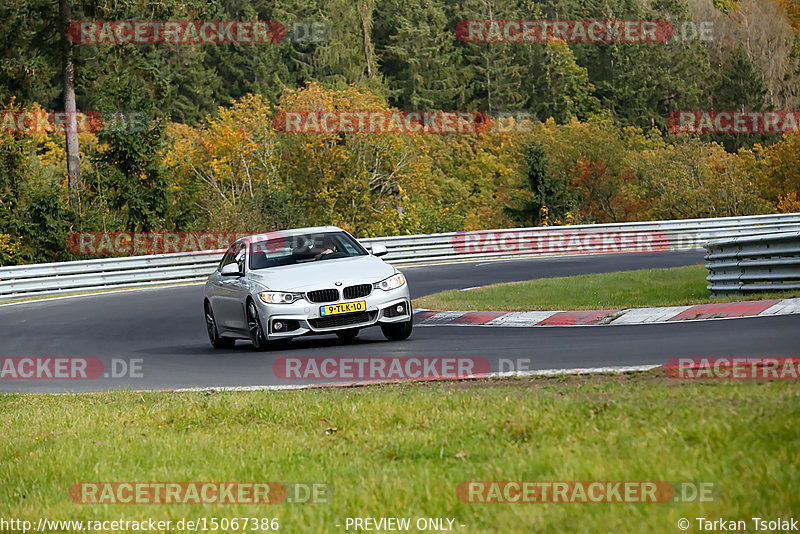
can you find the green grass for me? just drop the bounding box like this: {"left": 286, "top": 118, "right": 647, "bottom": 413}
{"left": 2, "top": 375, "right": 799, "bottom": 533}
{"left": 413, "top": 265, "right": 800, "bottom": 311}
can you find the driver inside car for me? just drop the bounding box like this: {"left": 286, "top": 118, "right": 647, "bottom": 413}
{"left": 314, "top": 235, "right": 338, "bottom": 260}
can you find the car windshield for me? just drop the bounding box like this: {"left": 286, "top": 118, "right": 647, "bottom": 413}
{"left": 248, "top": 231, "right": 368, "bottom": 270}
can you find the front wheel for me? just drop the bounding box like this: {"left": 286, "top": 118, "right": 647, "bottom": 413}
{"left": 247, "top": 300, "right": 269, "bottom": 351}
{"left": 380, "top": 320, "right": 413, "bottom": 341}
{"left": 205, "top": 302, "right": 235, "bottom": 349}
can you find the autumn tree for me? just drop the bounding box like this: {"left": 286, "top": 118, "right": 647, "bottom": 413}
{"left": 164, "top": 94, "right": 296, "bottom": 232}
{"left": 756, "top": 134, "right": 800, "bottom": 206}
{"left": 505, "top": 140, "right": 574, "bottom": 226}
{"left": 422, "top": 130, "right": 525, "bottom": 231}
{"left": 275, "top": 83, "right": 433, "bottom": 235}
{"left": 632, "top": 137, "right": 770, "bottom": 219}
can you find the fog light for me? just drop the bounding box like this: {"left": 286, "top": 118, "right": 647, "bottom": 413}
{"left": 274, "top": 321, "right": 284, "bottom": 331}
{"left": 396, "top": 305, "right": 404, "bottom": 313}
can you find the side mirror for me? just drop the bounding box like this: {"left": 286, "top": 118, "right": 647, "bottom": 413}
{"left": 220, "top": 263, "right": 242, "bottom": 276}
{"left": 371, "top": 244, "right": 388, "bottom": 257}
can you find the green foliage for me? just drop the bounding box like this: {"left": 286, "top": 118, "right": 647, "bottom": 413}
{"left": 12, "top": 178, "right": 75, "bottom": 263}
{"left": 456, "top": 0, "right": 531, "bottom": 114}
{"left": 713, "top": 0, "right": 740, "bottom": 14}
{"left": 87, "top": 120, "right": 169, "bottom": 231}
{"left": 535, "top": 40, "right": 602, "bottom": 123}
{"left": 0, "top": 145, "right": 75, "bottom": 264}
{"left": 505, "top": 141, "right": 574, "bottom": 226}
{"left": 376, "top": 0, "right": 468, "bottom": 109}
{"left": 710, "top": 45, "right": 770, "bottom": 151}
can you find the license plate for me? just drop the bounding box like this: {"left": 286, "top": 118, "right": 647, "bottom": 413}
{"left": 320, "top": 301, "right": 366, "bottom": 316}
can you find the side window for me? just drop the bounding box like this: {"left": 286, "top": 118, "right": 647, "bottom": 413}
{"left": 235, "top": 243, "right": 247, "bottom": 273}
{"left": 218, "top": 244, "right": 238, "bottom": 271}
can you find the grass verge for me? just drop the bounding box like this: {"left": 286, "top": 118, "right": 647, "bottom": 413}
{"left": 413, "top": 265, "right": 800, "bottom": 311}
{"left": 2, "top": 374, "right": 798, "bottom": 533}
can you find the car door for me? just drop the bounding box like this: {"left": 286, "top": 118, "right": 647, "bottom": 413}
{"left": 207, "top": 244, "right": 234, "bottom": 316}
{"left": 213, "top": 241, "right": 249, "bottom": 333}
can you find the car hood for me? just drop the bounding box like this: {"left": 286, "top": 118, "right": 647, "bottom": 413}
{"left": 248, "top": 254, "right": 397, "bottom": 291}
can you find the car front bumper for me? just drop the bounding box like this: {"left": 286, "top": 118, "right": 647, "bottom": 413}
{"left": 256, "top": 286, "right": 412, "bottom": 340}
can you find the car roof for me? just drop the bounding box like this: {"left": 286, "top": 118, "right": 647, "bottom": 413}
{"left": 238, "top": 226, "right": 346, "bottom": 245}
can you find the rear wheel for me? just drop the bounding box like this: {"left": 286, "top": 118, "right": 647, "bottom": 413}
{"left": 336, "top": 328, "right": 359, "bottom": 342}
{"left": 247, "top": 300, "right": 268, "bottom": 351}
{"left": 205, "top": 302, "right": 235, "bottom": 349}
{"left": 380, "top": 320, "right": 413, "bottom": 341}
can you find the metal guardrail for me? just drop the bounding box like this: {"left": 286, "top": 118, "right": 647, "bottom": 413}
{"left": 704, "top": 231, "right": 800, "bottom": 296}
{"left": 1, "top": 213, "right": 800, "bottom": 301}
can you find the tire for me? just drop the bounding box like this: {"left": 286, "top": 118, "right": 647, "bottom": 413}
{"left": 380, "top": 320, "right": 413, "bottom": 341}
{"left": 336, "top": 328, "right": 359, "bottom": 341}
{"left": 247, "top": 299, "right": 269, "bottom": 351}
{"left": 205, "top": 301, "right": 235, "bottom": 349}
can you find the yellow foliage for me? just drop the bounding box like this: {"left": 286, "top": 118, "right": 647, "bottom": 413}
{"left": 779, "top": 0, "right": 800, "bottom": 31}
{"left": 159, "top": 87, "right": 791, "bottom": 235}
{"left": 777, "top": 192, "right": 800, "bottom": 212}
{"left": 756, "top": 134, "right": 800, "bottom": 203}
{"left": 275, "top": 83, "right": 433, "bottom": 235}
{"left": 37, "top": 132, "right": 99, "bottom": 170}
{"left": 164, "top": 94, "right": 280, "bottom": 209}
{"left": 0, "top": 233, "right": 16, "bottom": 251}
{"left": 0, "top": 233, "right": 18, "bottom": 264}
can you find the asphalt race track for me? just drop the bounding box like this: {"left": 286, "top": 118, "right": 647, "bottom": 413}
{"left": 1, "top": 249, "right": 797, "bottom": 393}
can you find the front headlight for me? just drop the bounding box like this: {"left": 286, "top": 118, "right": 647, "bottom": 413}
{"left": 374, "top": 273, "right": 406, "bottom": 291}
{"left": 258, "top": 291, "right": 304, "bottom": 304}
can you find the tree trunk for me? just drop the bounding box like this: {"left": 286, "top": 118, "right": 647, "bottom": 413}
{"left": 60, "top": 0, "right": 81, "bottom": 212}
{"left": 359, "top": 0, "right": 376, "bottom": 80}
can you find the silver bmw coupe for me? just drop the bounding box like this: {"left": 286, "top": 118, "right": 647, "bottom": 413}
{"left": 203, "top": 226, "right": 412, "bottom": 349}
